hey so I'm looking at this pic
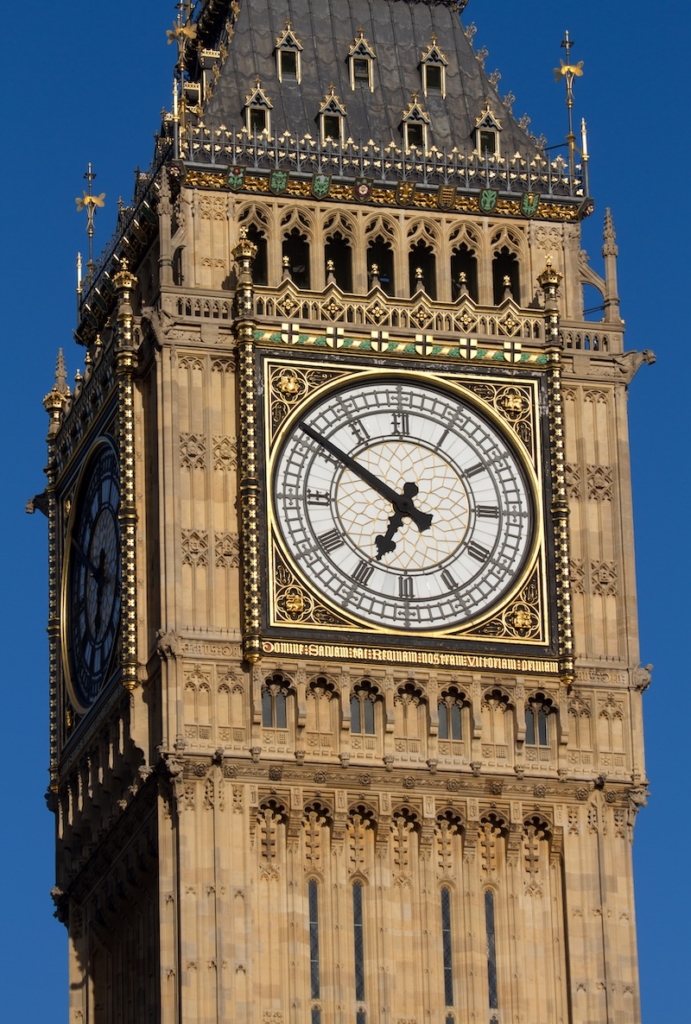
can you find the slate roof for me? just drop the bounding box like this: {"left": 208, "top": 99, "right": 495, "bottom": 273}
{"left": 196, "top": 0, "right": 540, "bottom": 158}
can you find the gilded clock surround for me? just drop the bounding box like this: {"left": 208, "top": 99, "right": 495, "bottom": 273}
{"left": 261, "top": 356, "right": 551, "bottom": 650}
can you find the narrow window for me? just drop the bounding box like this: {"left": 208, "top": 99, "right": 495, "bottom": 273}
{"left": 309, "top": 880, "right": 320, "bottom": 999}
{"left": 526, "top": 704, "right": 550, "bottom": 747}
{"left": 538, "top": 708, "right": 548, "bottom": 746}
{"left": 363, "top": 697, "right": 375, "bottom": 735}
{"left": 408, "top": 241, "right": 436, "bottom": 299}
{"left": 353, "top": 882, "right": 365, "bottom": 1003}
{"left": 438, "top": 702, "right": 449, "bottom": 739}
{"left": 441, "top": 887, "right": 454, "bottom": 1006}
{"left": 350, "top": 694, "right": 362, "bottom": 734}
{"left": 451, "top": 244, "right": 479, "bottom": 302}
{"left": 312, "top": 1011, "right": 322, "bottom": 1024}
{"left": 492, "top": 247, "right": 520, "bottom": 305}
{"left": 450, "top": 703, "right": 462, "bottom": 741}
{"left": 480, "top": 130, "right": 497, "bottom": 157}
{"left": 244, "top": 224, "right": 267, "bottom": 286}
{"left": 280, "top": 49, "right": 297, "bottom": 79}
{"left": 354, "top": 58, "right": 369, "bottom": 81}
{"left": 262, "top": 688, "right": 273, "bottom": 727}
{"left": 325, "top": 233, "right": 353, "bottom": 291}
{"left": 406, "top": 122, "right": 424, "bottom": 149}
{"left": 323, "top": 114, "right": 341, "bottom": 141}
{"left": 367, "top": 236, "right": 394, "bottom": 295}
{"left": 352, "top": 689, "right": 376, "bottom": 735}
{"left": 425, "top": 64, "right": 442, "bottom": 91}
{"left": 275, "top": 689, "right": 287, "bottom": 729}
{"left": 282, "top": 229, "right": 311, "bottom": 290}
{"left": 249, "top": 108, "right": 266, "bottom": 134}
{"left": 485, "top": 890, "right": 499, "bottom": 1011}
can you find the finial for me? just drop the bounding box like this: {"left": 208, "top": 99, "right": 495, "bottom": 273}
{"left": 282, "top": 255, "right": 292, "bottom": 280}
{"left": 414, "top": 267, "right": 424, "bottom": 293}
{"left": 458, "top": 271, "right": 469, "bottom": 297}
{"left": 75, "top": 164, "right": 106, "bottom": 284}
{"left": 502, "top": 275, "right": 513, "bottom": 300}
{"left": 43, "top": 352, "right": 70, "bottom": 427}
{"left": 554, "top": 31, "right": 584, "bottom": 187}
{"left": 54, "top": 349, "right": 69, "bottom": 397}
{"left": 326, "top": 259, "right": 336, "bottom": 285}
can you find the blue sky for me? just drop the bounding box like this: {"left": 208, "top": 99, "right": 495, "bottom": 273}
{"left": 1, "top": 1, "right": 687, "bottom": 1018}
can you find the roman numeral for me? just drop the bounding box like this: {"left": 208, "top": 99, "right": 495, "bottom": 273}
{"left": 477, "top": 505, "right": 499, "bottom": 518}
{"left": 319, "top": 529, "right": 344, "bottom": 553}
{"left": 392, "top": 411, "right": 410, "bottom": 435}
{"left": 399, "top": 576, "right": 414, "bottom": 599}
{"left": 350, "top": 419, "right": 369, "bottom": 444}
{"left": 307, "top": 490, "right": 331, "bottom": 506}
{"left": 467, "top": 541, "right": 490, "bottom": 562}
{"left": 465, "top": 462, "right": 485, "bottom": 478}
{"left": 441, "top": 569, "right": 459, "bottom": 591}
{"left": 352, "top": 561, "right": 374, "bottom": 586}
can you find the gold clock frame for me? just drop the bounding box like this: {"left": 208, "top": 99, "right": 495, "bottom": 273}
{"left": 261, "top": 354, "right": 553, "bottom": 653}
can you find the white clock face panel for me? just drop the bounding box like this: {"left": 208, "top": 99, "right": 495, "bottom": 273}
{"left": 272, "top": 377, "right": 535, "bottom": 632}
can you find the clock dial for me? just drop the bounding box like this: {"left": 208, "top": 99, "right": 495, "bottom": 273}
{"left": 272, "top": 377, "right": 535, "bottom": 632}
{"left": 63, "top": 440, "right": 121, "bottom": 712}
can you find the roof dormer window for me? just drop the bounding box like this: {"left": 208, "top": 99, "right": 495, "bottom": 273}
{"left": 401, "top": 95, "right": 430, "bottom": 152}
{"left": 348, "top": 29, "right": 375, "bottom": 92}
{"left": 319, "top": 86, "right": 346, "bottom": 144}
{"left": 475, "top": 100, "right": 503, "bottom": 158}
{"left": 420, "top": 37, "right": 448, "bottom": 98}
{"left": 244, "top": 78, "right": 272, "bottom": 135}
{"left": 275, "top": 22, "right": 303, "bottom": 83}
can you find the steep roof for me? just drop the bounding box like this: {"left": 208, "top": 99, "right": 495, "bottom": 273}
{"left": 194, "top": 0, "right": 539, "bottom": 157}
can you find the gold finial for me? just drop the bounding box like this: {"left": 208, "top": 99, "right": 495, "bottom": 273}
{"left": 326, "top": 260, "right": 335, "bottom": 271}
{"left": 75, "top": 163, "right": 106, "bottom": 284}
{"left": 415, "top": 267, "right": 423, "bottom": 279}
{"left": 554, "top": 30, "right": 584, "bottom": 184}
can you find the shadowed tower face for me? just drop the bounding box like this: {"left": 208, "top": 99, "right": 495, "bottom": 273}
{"left": 39, "top": 2, "right": 650, "bottom": 1022}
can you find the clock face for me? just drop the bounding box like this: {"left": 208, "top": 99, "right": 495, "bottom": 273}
{"left": 63, "top": 440, "right": 121, "bottom": 712}
{"left": 272, "top": 376, "right": 535, "bottom": 632}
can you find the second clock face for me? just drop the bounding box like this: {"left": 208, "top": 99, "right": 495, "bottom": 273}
{"left": 272, "top": 375, "right": 535, "bottom": 632}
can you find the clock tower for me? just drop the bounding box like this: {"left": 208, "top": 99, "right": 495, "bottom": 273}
{"left": 40, "top": 2, "right": 651, "bottom": 1022}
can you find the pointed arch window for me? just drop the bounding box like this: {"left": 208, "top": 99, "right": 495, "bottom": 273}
{"left": 421, "top": 37, "right": 448, "bottom": 98}
{"left": 438, "top": 699, "right": 462, "bottom": 741}
{"left": 475, "top": 101, "right": 502, "bottom": 158}
{"left": 319, "top": 87, "right": 346, "bottom": 144}
{"left": 526, "top": 694, "right": 553, "bottom": 747}
{"left": 348, "top": 29, "right": 376, "bottom": 91}
{"left": 351, "top": 687, "right": 376, "bottom": 735}
{"left": 244, "top": 78, "right": 272, "bottom": 135}
{"left": 262, "top": 674, "right": 290, "bottom": 728}
{"left": 275, "top": 22, "right": 303, "bottom": 83}
{"left": 402, "top": 95, "right": 430, "bottom": 152}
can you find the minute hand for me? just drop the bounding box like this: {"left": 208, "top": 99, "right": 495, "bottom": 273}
{"left": 299, "top": 421, "right": 432, "bottom": 533}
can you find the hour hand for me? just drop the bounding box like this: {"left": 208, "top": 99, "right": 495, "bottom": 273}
{"left": 375, "top": 509, "right": 405, "bottom": 560}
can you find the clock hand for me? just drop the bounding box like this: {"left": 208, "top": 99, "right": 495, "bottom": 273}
{"left": 299, "top": 421, "right": 433, "bottom": 534}
{"left": 71, "top": 536, "right": 102, "bottom": 579}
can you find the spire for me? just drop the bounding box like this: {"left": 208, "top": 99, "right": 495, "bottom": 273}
{"left": 54, "top": 348, "right": 70, "bottom": 397}
{"left": 602, "top": 209, "right": 621, "bottom": 323}
{"left": 42, "top": 349, "right": 71, "bottom": 435}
